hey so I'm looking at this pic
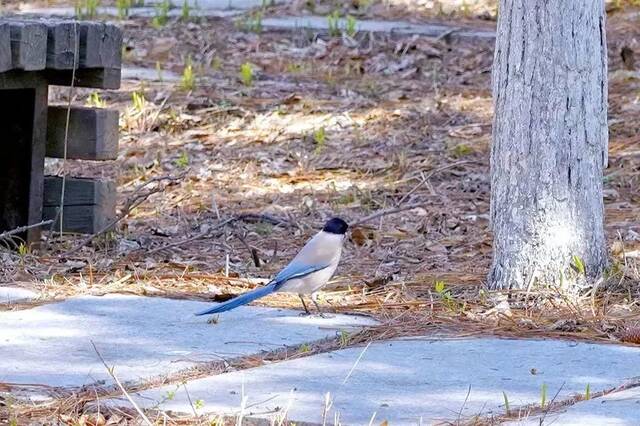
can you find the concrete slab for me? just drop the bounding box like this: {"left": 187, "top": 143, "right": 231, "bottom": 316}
{"left": 144, "top": 0, "right": 272, "bottom": 10}
{"left": 122, "top": 66, "right": 180, "bottom": 82}
{"left": 113, "top": 337, "right": 640, "bottom": 424}
{"left": 0, "top": 286, "right": 38, "bottom": 304}
{"left": 17, "top": 7, "right": 243, "bottom": 18}
{"left": 0, "top": 294, "right": 375, "bottom": 388}
{"left": 16, "top": 7, "right": 495, "bottom": 40}
{"left": 508, "top": 386, "right": 640, "bottom": 426}
{"left": 262, "top": 16, "right": 496, "bottom": 40}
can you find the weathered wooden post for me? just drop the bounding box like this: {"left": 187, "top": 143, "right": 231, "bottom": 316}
{"left": 0, "top": 18, "right": 122, "bottom": 244}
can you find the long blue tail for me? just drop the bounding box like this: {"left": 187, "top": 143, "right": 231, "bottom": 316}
{"left": 195, "top": 282, "right": 276, "bottom": 316}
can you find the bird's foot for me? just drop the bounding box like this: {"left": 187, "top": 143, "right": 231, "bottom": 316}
{"left": 298, "top": 311, "right": 312, "bottom": 317}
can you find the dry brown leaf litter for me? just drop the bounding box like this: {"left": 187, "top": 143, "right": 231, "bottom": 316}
{"left": 1, "top": 4, "right": 640, "bottom": 425}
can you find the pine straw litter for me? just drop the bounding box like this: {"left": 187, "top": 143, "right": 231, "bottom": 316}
{"left": 1, "top": 3, "right": 640, "bottom": 425}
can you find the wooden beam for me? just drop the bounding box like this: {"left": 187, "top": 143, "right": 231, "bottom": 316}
{"left": 79, "top": 22, "right": 123, "bottom": 69}
{"left": 43, "top": 176, "right": 116, "bottom": 234}
{"left": 46, "top": 106, "right": 119, "bottom": 160}
{"left": 9, "top": 22, "right": 47, "bottom": 71}
{"left": 45, "top": 67, "right": 121, "bottom": 89}
{"left": 0, "top": 23, "right": 11, "bottom": 73}
{"left": 45, "top": 21, "right": 78, "bottom": 70}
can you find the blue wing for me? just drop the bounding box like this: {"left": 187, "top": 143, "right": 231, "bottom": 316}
{"left": 195, "top": 262, "right": 330, "bottom": 316}
{"left": 273, "top": 262, "right": 330, "bottom": 290}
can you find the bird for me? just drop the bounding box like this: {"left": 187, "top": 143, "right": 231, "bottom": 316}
{"left": 195, "top": 217, "right": 348, "bottom": 317}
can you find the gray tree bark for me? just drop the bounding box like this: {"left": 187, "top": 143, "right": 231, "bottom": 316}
{"left": 489, "top": 0, "right": 609, "bottom": 290}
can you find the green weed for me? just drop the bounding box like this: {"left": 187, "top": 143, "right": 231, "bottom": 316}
{"left": 116, "top": 0, "right": 131, "bottom": 19}
{"left": 75, "top": 0, "right": 100, "bottom": 19}
{"left": 327, "top": 10, "right": 341, "bottom": 37}
{"left": 345, "top": 15, "right": 357, "bottom": 37}
{"left": 175, "top": 151, "right": 190, "bottom": 168}
{"left": 181, "top": 57, "right": 196, "bottom": 91}
{"left": 152, "top": 0, "right": 170, "bottom": 28}
{"left": 313, "top": 127, "right": 326, "bottom": 153}
{"left": 87, "top": 92, "right": 107, "bottom": 108}
{"left": 571, "top": 255, "right": 586, "bottom": 275}
{"left": 502, "top": 391, "right": 510, "bottom": 415}
{"left": 181, "top": 0, "right": 194, "bottom": 21}
{"left": 240, "top": 62, "right": 254, "bottom": 86}
{"left": 131, "top": 91, "right": 146, "bottom": 113}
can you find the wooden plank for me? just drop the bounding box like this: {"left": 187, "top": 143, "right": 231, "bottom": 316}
{"left": 0, "top": 72, "right": 49, "bottom": 244}
{"left": 45, "top": 67, "right": 121, "bottom": 89}
{"left": 9, "top": 22, "right": 47, "bottom": 71}
{"left": 43, "top": 176, "right": 116, "bottom": 234}
{"left": 46, "top": 106, "right": 119, "bottom": 160}
{"left": 45, "top": 21, "right": 78, "bottom": 70}
{"left": 0, "top": 23, "right": 11, "bottom": 73}
{"left": 79, "top": 22, "right": 122, "bottom": 69}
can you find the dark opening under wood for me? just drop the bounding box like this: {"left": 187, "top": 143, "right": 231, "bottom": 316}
{"left": 0, "top": 88, "right": 35, "bottom": 241}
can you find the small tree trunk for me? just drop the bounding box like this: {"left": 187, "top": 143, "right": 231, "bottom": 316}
{"left": 489, "top": 0, "right": 609, "bottom": 290}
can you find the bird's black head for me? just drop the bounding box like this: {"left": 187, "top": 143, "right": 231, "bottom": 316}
{"left": 322, "top": 217, "right": 349, "bottom": 235}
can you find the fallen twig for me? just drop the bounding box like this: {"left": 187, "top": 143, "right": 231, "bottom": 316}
{"left": 90, "top": 340, "right": 153, "bottom": 426}
{"left": 352, "top": 203, "right": 427, "bottom": 227}
{"left": 0, "top": 220, "right": 54, "bottom": 241}
{"left": 144, "top": 213, "right": 289, "bottom": 256}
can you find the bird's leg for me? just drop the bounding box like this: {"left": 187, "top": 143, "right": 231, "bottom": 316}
{"left": 311, "top": 293, "right": 331, "bottom": 318}
{"left": 299, "top": 294, "right": 311, "bottom": 315}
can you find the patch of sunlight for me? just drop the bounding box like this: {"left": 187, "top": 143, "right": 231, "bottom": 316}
{"left": 241, "top": 175, "right": 377, "bottom": 196}
{"left": 569, "top": 375, "right": 617, "bottom": 386}
{"left": 219, "top": 112, "right": 355, "bottom": 139}
{"left": 544, "top": 223, "right": 575, "bottom": 249}
{"left": 2, "top": 325, "right": 81, "bottom": 342}
{"left": 446, "top": 95, "right": 493, "bottom": 119}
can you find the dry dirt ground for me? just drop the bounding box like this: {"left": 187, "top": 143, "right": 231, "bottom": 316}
{"left": 1, "top": 0, "right": 640, "bottom": 423}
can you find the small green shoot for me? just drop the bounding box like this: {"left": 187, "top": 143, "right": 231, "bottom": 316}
{"left": 175, "top": 151, "right": 190, "bottom": 168}
{"left": 17, "top": 242, "right": 29, "bottom": 258}
{"left": 313, "top": 127, "right": 326, "bottom": 153}
{"left": 540, "top": 383, "right": 547, "bottom": 409}
{"left": 299, "top": 343, "right": 311, "bottom": 353}
{"left": 345, "top": 15, "right": 357, "bottom": 37}
{"left": 181, "top": 57, "right": 196, "bottom": 91}
{"left": 152, "top": 0, "right": 170, "bottom": 28}
{"left": 240, "top": 63, "right": 254, "bottom": 86}
{"left": 87, "top": 92, "right": 107, "bottom": 108}
{"left": 156, "top": 61, "right": 164, "bottom": 82}
{"left": 181, "top": 0, "right": 191, "bottom": 21}
{"left": 116, "top": 0, "right": 131, "bottom": 19}
{"left": 434, "top": 280, "right": 459, "bottom": 312}
{"left": 502, "top": 391, "right": 510, "bottom": 415}
{"left": 194, "top": 399, "right": 205, "bottom": 410}
{"left": 327, "top": 10, "right": 341, "bottom": 37}
{"left": 131, "top": 91, "right": 146, "bottom": 113}
{"left": 165, "top": 390, "right": 176, "bottom": 401}
{"left": 585, "top": 383, "right": 590, "bottom": 400}
{"left": 339, "top": 330, "right": 349, "bottom": 347}
{"left": 75, "top": 0, "right": 100, "bottom": 19}
{"left": 451, "top": 143, "right": 473, "bottom": 158}
{"left": 572, "top": 255, "right": 586, "bottom": 275}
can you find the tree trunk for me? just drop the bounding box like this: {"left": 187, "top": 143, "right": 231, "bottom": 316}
{"left": 489, "top": 0, "right": 609, "bottom": 290}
